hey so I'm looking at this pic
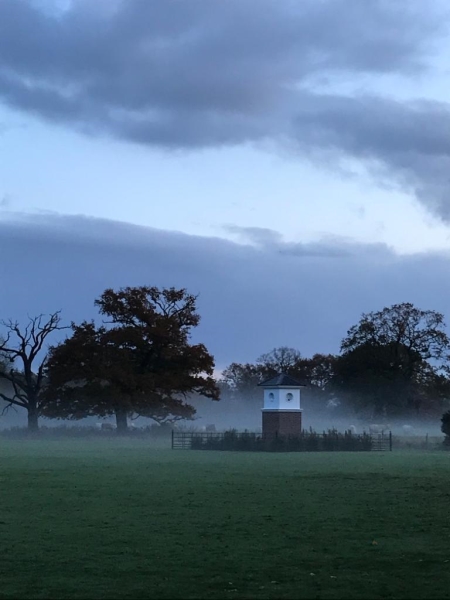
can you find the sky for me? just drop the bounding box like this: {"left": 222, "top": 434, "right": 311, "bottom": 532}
{"left": 2, "top": 0, "right": 450, "bottom": 372}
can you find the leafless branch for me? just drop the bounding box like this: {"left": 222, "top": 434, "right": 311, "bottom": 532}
{"left": 0, "top": 311, "right": 68, "bottom": 421}
{"left": 0, "top": 391, "right": 26, "bottom": 410}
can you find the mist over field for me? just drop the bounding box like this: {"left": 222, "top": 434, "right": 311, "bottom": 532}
{"left": 2, "top": 2, "right": 450, "bottom": 599}
{"left": 190, "top": 395, "right": 444, "bottom": 437}
{"left": 1, "top": 385, "right": 443, "bottom": 437}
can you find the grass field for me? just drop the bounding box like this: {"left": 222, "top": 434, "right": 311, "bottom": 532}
{"left": 1, "top": 440, "right": 449, "bottom": 599}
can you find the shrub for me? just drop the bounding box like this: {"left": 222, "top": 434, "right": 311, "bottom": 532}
{"left": 441, "top": 410, "right": 450, "bottom": 447}
{"left": 187, "top": 428, "right": 374, "bottom": 452}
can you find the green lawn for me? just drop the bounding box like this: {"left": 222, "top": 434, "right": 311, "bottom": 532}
{"left": 0, "top": 440, "right": 449, "bottom": 599}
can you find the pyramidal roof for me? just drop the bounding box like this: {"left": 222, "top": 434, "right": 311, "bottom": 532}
{"left": 258, "top": 373, "right": 306, "bottom": 387}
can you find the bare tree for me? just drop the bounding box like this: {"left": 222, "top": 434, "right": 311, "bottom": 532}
{"left": 0, "top": 312, "right": 67, "bottom": 431}
{"left": 257, "top": 347, "right": 302, "bottom": 372}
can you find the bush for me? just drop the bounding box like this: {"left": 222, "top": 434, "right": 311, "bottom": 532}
{"left": 441, "top": 411, "right": 450, "bottom": 447}
{"left": 189, "top": 428, "right": 374, "bottom": 452}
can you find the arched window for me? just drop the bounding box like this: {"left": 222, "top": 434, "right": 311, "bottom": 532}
{"left": 286, "top": 393, "right": 293, "bottom": 402}
{"left": 268, "top": 392, "right": 275, "bottom": 402}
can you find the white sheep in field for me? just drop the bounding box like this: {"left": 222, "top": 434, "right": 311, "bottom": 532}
{"left": 401, "top": 424, "right": 414, "bottom": 435}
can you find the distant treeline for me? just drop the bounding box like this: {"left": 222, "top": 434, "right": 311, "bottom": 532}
{"left": 219, "top": 302, "right": 450, "bottom": 424}
{"left": 1, "top": 288, "right": 449, "bottom": 432}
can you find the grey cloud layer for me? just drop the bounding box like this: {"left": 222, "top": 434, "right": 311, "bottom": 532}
{"left": 0, "top": 0, "right": 449, "bottom": 216}
{"left": 223, "top": 224, "right": 392, "bottom": 257}
{"left": 1, "top": 212, "right": 450, "bottom": 368}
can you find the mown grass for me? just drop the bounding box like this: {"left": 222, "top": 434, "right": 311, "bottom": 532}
{"left": 0, "top": 439, "right": 449, "bottom": 599}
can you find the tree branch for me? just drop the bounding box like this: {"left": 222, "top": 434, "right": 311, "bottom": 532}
{"left": 0, "top": 311, "right": 67, "bottom": 423}
{"left": 0, "top": 391, "right": 27, "bottom": 409}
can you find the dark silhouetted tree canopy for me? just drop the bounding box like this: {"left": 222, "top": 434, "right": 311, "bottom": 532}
{"left": 335, "top": 303, "right": 450, "bottom": 418}
{"left": 256, "top": 347, "right": 302, "bottom": 373}
{"left": 43, "top": 286, "right": 219, "bottom": 431}
{"left": 341, "top": 302, "right": 450, "bottom": 363}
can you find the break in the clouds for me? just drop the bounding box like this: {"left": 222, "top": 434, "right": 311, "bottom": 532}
{"left": 2, "top": 212, "right": 450, "bottom": 369}
{"left": 1, "top": 0, "right": 450, "bottom": 220}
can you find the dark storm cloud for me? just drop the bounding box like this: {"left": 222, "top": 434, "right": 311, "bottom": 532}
{"left": 290, "top": 93, "right": 450, "bottom": 221}
{"left": 1, "top": 0, "right": 450, "bottom": 217}
{"left": 2, "top": 212, "right": 450, "bottom": 369}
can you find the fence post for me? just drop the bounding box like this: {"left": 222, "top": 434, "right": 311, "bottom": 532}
{"left": 389, "top": 431, "right": 392, "bottom": 452}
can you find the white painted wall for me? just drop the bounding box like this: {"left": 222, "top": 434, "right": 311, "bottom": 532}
{"left": 263, "top": 387, "right": 301, "bottom": 410}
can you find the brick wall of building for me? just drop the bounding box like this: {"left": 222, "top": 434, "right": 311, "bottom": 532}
{"left": 262, "top": 411, "right": 302, "bottom": 437}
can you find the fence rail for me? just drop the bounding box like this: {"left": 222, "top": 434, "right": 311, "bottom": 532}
{"left": 172, "top": 430, "right": 392, "bottom": 452}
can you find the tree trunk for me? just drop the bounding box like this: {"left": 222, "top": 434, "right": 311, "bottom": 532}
{"left": 115, "top": 409, "right": 128, "bottom": 433}
{"left": 27, "top": 408, "right": 39, "bottom": 432}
